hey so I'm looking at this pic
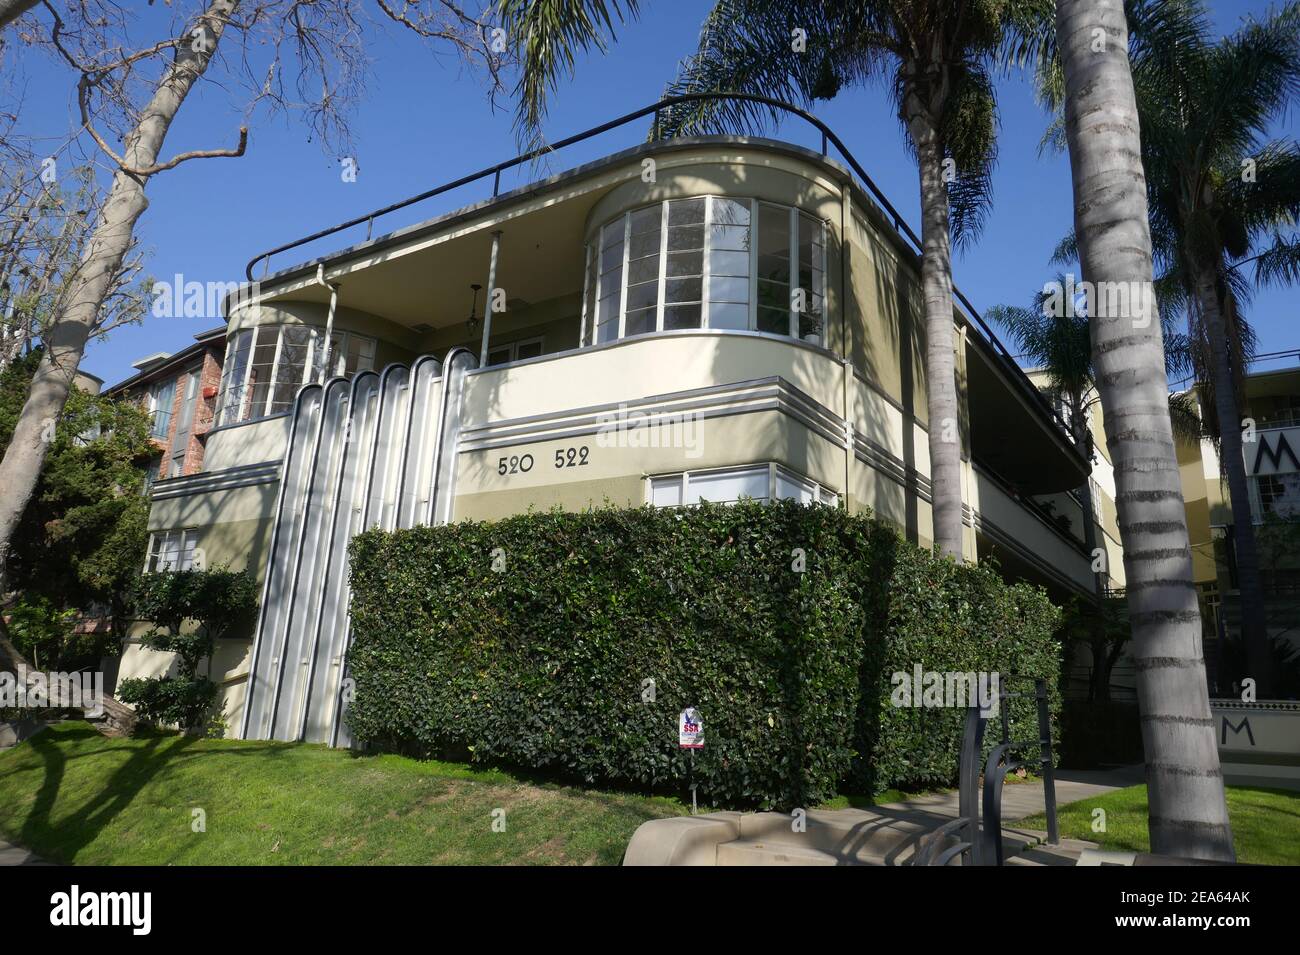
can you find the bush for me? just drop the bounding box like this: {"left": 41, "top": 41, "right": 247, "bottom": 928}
{"left": 347, "top": 503, "right": 1061, "bottom": 809}
{"left": 119, "top": 568, "right": 258, "bottom": 730}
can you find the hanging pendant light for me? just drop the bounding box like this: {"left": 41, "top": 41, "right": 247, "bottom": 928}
{"left": 465, "top": 284, "right": 482, "bottom": 338}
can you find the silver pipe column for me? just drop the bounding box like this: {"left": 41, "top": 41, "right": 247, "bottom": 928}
{"left": 478, "top": 230, "right": 502, "bottom": 367}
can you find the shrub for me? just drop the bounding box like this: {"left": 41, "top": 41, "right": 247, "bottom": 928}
{"left": 346, "top": 503, "right": 1061, "bottom": 809}
{"left": 119, "top": 568, "right": 258, "bottom": 730}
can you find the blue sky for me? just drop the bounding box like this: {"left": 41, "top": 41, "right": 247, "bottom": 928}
{"left": 9, "top": 0, "right": 1294, "bottom": 387}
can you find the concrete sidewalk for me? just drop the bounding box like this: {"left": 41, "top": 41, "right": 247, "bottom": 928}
{"left": 874, "top": 764, "right": 1146, "bottom": 821}
{"left": 0, "top": 840, "right": 48, "bottom": 866}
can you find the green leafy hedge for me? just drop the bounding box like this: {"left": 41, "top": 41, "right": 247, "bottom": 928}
{"left": 347, "top": 503, "right": 1061, "bottom": 808}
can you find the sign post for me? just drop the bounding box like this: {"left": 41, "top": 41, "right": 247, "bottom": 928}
{"left": 678, "top": 707, "right": 703, "bottom": 815}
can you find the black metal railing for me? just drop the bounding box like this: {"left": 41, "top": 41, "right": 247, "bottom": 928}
{"left": 915, "top": 675, "right": 1059, "bottom": 866}
{"left": 243, "top": 93, "right": 1079, "bottom": 447}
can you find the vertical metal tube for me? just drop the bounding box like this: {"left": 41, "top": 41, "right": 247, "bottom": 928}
{"left": 1037, "top": 678, "right": 1060, "bottom": 845}
{"left": 479, "top": 231, "right": 502, "bottom": 367}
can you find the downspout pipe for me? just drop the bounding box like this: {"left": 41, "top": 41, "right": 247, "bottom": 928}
{"left": 312, "top": 263, "right": 341, "bottom": 383}
{"left": 479, "top": 231, "right": 502, "bottom": 367}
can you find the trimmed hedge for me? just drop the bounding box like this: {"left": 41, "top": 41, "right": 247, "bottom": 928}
{"left": 347, "top": 503, "right": 1061, "bottom": 808}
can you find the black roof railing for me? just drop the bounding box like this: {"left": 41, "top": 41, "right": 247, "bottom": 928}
{"left": 244, "top": 92, "right": 1079, "bottom": 450}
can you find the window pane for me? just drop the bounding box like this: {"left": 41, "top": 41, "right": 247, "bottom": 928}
{"left": 246, "top": 326, "right": 279, "bottom": 419}
{"left": 666, "top": 250, "right": 704, "bottom": 277}
{"left": 667, "top": 225, "right": 704, "bottom": 252}
{"left": 219, "top": 330, "right": 253, "bottom": 425}
{"left": 709, "top": 275, "right": 749, "bottom": 304}
{"left": 516, "top": 339, "right": 543, "bottom": 360}
{"left": 270, "top": 326, "right": 313, "bottom": 414}
{"left": 625, "top": 307, "right": 656, "bottom": 336}
{"left": 757, "top": 306, "right": 789, "bottom": 335}
{"left": 710, "top": 250, "right": 749, "bottom": 277}
{"left": 666, "top": 277, "right": 702, "bottom": 303}
{"left": 776, "top": 471, "right": 814, "bottom": 503}
{"left": 687, "top": 467, "right": 768, "bottom": 504}
{"left": 708, "top": 302, "right": 748, "bottom": 330}
{"left": 651, "top": 476, "right": 683, "bottom": 506}
{"left": 601, "top": 219, "right": 625, "bottom": 250}
{"left": 487, "top": 346, "right": 512, "bottom": 366}
{"left": 668, "top": 198, "right": 705, "bottom": 225}
{"left": 625, "top": 279, "right": 658, "bottom": 313}
{"left": 711, "top": 198, "right": 750, "bottom": 226}
{"left": 664, "top": 304, "right": 702, "bottom": 330}
{"left": 709, "top": 223, "right": 749, "bottom": 252}
{"left": 627, "top": 255, "right": 659, "bottom": 285}
{"left": 629, "top": 206, "right": 660, "bottom": 234}
{"left": 628, "top": 231, "right": 661, "bottom": 259}
{"left": 150, "top": 379, "right": 176, "bottom": 438}
{"left": 346, "top": 334, "right": 376, "bottom": 375}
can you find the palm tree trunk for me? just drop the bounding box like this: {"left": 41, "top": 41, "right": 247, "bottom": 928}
{"left": 906, "top": 108, "right": 965, "bottom": 562}
{"left": 0, "top": 0, "right": 237, "bottom": 595}
{"left": 1056, "top": 0, "right": 1234, "bottom": 861}
{"left": 1192, "top": 261, "right": 1273, "bottom": 697}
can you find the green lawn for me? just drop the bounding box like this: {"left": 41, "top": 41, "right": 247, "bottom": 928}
{"left": 0, "top": 722, "right": 690, "bottom": 865}
{"left": 1020, "top": 783, "right": 1300, "bottom": 865}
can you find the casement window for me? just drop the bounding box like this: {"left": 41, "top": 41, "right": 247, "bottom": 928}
{"left": 145, "top": 528, "right": 200, "bottom": 573}
{"left": 148, "top": 378, "right": 177, "bottom": 439}
{"left": 216, "top": 325, "right": 377, "bottom": 426}
{"left": 584, "top": 196, "right": 827, "bottom": 347}
{"left": 1254, "top": 472, "right": 1300, "bottom": 520}
{"left": 486, "top": 336, "right": 544, "bottom": 367}
{"left": 648, "top": 464, "right": 838, "bottom": 508}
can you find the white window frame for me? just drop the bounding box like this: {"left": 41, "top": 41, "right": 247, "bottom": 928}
{"left": 217, "top": 324, "right": 377, "bottom": 426}
{"left": 144, "top": 528, "right": 201, "bottom": 573}
{"left": 588, "top": 197, "right": 829, "bottom": 347}
{"left": 645, "top": 463, "right": 839, "bottom": 508}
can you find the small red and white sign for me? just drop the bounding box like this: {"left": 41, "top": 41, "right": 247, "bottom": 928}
{"left": 678, "top": 707, "right": 703, "bottom": 749}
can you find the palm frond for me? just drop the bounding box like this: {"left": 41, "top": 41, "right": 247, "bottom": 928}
{"left": 498, "top": 0, "right": 643, "bottom": 150}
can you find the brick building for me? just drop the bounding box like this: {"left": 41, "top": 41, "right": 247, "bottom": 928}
{"left": 104, "top": 326, "right": 226, "bottom": 484}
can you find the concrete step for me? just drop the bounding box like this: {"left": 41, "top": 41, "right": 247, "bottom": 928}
{"left": 716, "top": 839, "right": 846, "bottom": 866}
{"left": 736, "top": 809, "right": 931, "bottom": 864}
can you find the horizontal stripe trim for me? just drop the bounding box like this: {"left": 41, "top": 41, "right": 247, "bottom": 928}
{"left": 150, "top": 461, "right": 282, "bottom": 500}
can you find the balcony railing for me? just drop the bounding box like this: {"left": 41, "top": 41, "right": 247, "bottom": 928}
{"left": 244, "top": 93, "right": 1080, "bottom": 452}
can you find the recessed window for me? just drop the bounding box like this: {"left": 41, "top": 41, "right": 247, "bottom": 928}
{"left": 148, "top": 378, "right": 176, "bottom": 439}
{"left": 584, "top": 197, "right": 827, "bottom": 347}
{"left": 146, "top": 528, "right": 200, "bottom": 573}
{"left": 217, "top": 325, "right": 376, "bottom": 426}
{"left": 486, "top": 336, "right": 545, "bottom": 366}
{"left": 649, "top": 464, "right": 838, "bottom": 508}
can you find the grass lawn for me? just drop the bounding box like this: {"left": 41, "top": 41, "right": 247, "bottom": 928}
{"left": 1020, "top": 783, "right": 1300, "bottom": 865}
{"left": 0, "top": 722, "right": 692, "bottom": 865}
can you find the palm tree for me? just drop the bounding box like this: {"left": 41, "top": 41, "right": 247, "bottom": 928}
{"left": 1131, "top": 0, "right": 1300, "bottom": 698}
{"left": 500, "top": 0, "right": 1056, "bottom": 562}
{"left": 990, "top": 275, "right": 1199, "bottom": 701}
{"left": 1054, "top": 0, "right": 1234, "bottom": 861}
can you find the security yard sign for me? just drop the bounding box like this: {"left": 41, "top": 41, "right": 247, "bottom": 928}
{"left": 679, "top": 707, "right": 703, "bottom": 749}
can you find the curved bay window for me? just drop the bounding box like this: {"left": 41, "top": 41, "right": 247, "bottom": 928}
{"left": 216, "top": 324, "right": 376, "bottom": 426}
{"left": 584, "top": 196, "right": 827, "bottom": 347}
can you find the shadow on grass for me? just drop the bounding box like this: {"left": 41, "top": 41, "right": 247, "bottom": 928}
{"left": 9, "top": 723, "right": 305, "bottom": 863}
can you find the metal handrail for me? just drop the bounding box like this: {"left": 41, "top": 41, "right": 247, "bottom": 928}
{"left": 243, "top": 92, "right": 1078, "bottom": 445}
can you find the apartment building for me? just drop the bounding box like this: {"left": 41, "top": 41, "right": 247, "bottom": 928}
{"left": 114, "top": 118, "right": 1110, "bottom": 742}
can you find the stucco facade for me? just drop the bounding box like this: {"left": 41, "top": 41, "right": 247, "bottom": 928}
{"left": 115, "top": 136, "right": 1100, "bottom": 739}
